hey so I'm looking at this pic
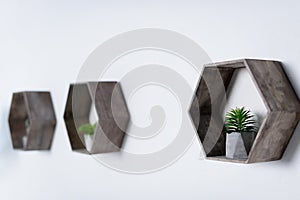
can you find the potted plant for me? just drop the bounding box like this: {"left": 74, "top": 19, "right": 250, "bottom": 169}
{"left": 224, "top": 107, "right": 257, "bottom": 159}
{"left": 78, "top": 123, "right": 97, "bottom": 151}
{"left": 23, "top": 118, "right": 30, "bottom": 147}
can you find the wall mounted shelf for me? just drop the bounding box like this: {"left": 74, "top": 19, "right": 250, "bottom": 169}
{"left": 8, "top": 92, "right": 57, "bottom": 150}
{"left": 189, "top": 59, "right": 300, "bottom": 163}
{"left": 63, "top": 82, "right": 130, "bottom": 154}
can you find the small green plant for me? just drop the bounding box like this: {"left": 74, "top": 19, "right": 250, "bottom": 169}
{"left": 78, "top": 123, "right": 97, "bottom": 135}
{"left": 25, "top": 118, "right": 30, "bottom": 133}
{"left": 225, "top": 107, "right": 257, "bottom": 134}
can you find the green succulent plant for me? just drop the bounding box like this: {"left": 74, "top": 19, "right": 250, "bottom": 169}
{"left": 225, "top": 107, "right": 257, "bottom": 134}
{"left": 78, "top": 123, "right": 97, "bottom": 136}
{"left": 25, "top": 118, "right": 30, "bottom": 133}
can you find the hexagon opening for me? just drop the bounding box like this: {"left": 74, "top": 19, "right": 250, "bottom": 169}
{"left": 8, "top": 92, "right": 56, "bottom": 150}
{"left": 63, "top": 82, "right": 130, "bottom": 154}
{"left": 189, "top": 59, "right": 300, "bottom": 163}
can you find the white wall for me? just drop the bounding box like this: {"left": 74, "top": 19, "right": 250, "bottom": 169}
{"left": 1, "top": 0, "right": 300, "bottom": 199}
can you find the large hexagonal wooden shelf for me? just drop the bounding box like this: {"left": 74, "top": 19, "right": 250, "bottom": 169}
{"left": 63, "top": 82, "right": 130, "bottom": 154}
{"left": 8, "top": 92, "right": 57, "bottom": 150}
{"left": 189, "top": 59, "right": 300, "bottom": 163}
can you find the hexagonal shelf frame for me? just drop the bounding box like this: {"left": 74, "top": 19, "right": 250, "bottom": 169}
{"left": 189, "top": 59, "right": 300, "bottom": 163}
{"left": 8, "top": 92, "right": 57, "bottom": 150}
{"left": 63, "top": 82, "right": 130, "bottom": 154}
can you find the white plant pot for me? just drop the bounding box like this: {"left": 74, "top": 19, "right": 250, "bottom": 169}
{"left": 22, "top": 136, "right": 28, "bottom": 148}
{"left": 226, "top": 132, "right": 248, "bottom": 159}
{"left": 84, "top": 134, "right": 94, "bottom": 152}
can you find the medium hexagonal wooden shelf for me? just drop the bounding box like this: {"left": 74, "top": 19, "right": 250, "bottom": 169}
{"left": 189, "top": 59, "right": 300, "bottom": 163}
{"left": 8, "top": 92, "right": 57, "bottom": 150}
{"left": 63, "top": 82, "right": 130, "bottom": 154}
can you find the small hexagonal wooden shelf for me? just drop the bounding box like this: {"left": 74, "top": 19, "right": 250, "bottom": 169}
{"left": 189, "top": 59, "right": 300, "bottom": 163}
{"left": 8, "top": 92, "right": 57, "bottom": 150}
{"left": 63, "top": 82, "right": 130, "bottom": 154}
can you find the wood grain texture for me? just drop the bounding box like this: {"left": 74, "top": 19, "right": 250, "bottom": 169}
{"left": 245, "top": 59, "right": 300, "bottom": 112}
{"left": 8, "top": 92, "right": 57, "bottom": 150}
{"left": 190, "top": 67, "right": 235, "bottom": 157}
{"left": 189, "top": 59, "right": 300, "bottom": 163}
{"left": 63, "top": 82, "right": 130, "bottom": 154}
